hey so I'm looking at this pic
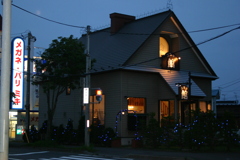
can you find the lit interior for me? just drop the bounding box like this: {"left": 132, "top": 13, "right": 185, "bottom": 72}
{"left": 127, "top": 97, "right": 145, "bottom": 114}
{"left": 159, "top": 37, "right": 169, "bottom": 57}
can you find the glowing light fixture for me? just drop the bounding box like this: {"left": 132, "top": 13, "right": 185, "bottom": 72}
{"left": 166, "top": 52, "right": 180, "bottom": 69}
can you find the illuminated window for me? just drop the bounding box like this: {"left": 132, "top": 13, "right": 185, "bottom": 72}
{"left": 159, "top": 37, "right": 169, "bottom": 57}
{"left": 90, "top": 95, "right": 105, "bottom": 125}
{"left": 160, "top": 100, "right": 174, "bottom": 126}
{"left": 207, "top": 103, "right": 211, "bottom": 111}
{"left": 199, "top": 101, "right": 207, "bottom": 112}
{"left": 127, "top": 97, "right": 146, "bottom": 131}
{"left": 127, "top": 97, "right": 145, "bottom": 114}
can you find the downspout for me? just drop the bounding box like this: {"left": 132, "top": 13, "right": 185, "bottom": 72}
{"left": 120, "top": 70, "right": 123, "bottom": 137}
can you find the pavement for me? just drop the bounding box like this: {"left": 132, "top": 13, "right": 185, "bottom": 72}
{"left": 9, "top": 141, "right": 240, "bottom": 160}
{"left": 93, "top": 147, "right": 240, "bottom": 160}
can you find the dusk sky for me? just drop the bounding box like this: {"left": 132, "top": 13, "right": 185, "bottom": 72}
{"left": 1, "top": 0, "right": 240, "bottom": 102}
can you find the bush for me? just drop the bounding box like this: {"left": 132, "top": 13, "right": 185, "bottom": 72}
{"left": 182, "top": 109, "right": 219, "bottom": 150}
{"left": 142, "top": 112, "right": 162, "bottom": 148}
{"left": 94, "top": 126, "right": 115, "bottom": 147}
{"left": 217, "top": 111, "right": 240, "bottom": 151}
{"left": 35, "top": 110, "right": 240, "bottom": 150}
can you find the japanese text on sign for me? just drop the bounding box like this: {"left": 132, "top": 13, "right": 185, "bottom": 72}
{"left": 11, "top": 37, "right": 25, "bottom": 109}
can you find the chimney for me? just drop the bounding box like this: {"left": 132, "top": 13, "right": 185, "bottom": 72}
{"left": 110, "top": 13, "right": 135, "bottom": 34}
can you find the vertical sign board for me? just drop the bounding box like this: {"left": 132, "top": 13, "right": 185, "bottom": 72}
{"left": 83, "top": 87, "right": 89, "bottom": 104}
{"left": 11, "top": 37, "right": 25, "bottom": 109}
{"left": 180, "top": 85, "right": 189, "bottom": 100}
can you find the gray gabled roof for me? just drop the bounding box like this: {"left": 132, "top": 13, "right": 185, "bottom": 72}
{"left": 80, "top": 10, "right": 217, "bottom": 78}
{"left": 80, "top": 10, "right": 172, "bottom": 72}
{"left": 79, "top": 10, "right": 218, "bottom": 98}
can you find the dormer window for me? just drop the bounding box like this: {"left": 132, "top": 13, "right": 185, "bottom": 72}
{"left": 160, "top": 35, "right": 180, "bottom": 70}
{"left": 159, "top": 37, "right": 169, "bottom": 57}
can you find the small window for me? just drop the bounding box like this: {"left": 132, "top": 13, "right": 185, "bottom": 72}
{"left": 127, "top": 97, "right": 146, "bottom": 131}
{"left": 127, "top": 97, "right": 145, "bottom": 114}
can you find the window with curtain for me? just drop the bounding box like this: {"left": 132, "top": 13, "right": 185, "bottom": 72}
{"left": 127, "top": 97, "right": 145, "bottom": 114}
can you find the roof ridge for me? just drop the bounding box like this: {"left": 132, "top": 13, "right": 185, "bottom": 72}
{"left": 88, "top": 10, "right": 172, "bottom": 35}
{"left": 136, "top": 9, "right": 172, "bottom": 20}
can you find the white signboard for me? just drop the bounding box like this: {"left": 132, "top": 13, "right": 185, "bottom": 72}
{"left": 11, "top": 37, "right": 25, "bottom": 109}
{"left": 83, "top": 87, "right": 89, "bottom": 104}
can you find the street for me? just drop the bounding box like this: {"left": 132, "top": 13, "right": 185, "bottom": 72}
{"left": 9, "top": 147, "right": 133, "bottom": 160}
{"left": 8, "top": 142, "right": 240, "bottom": 160}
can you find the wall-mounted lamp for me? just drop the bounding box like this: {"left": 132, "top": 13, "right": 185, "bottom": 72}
{"left": 161, "top": 52, "right": 180, "bottom": 70}
{"left": 176, "top": 83, "right": 189, "bottom": 100}
{"left": 166, "top": 53, "right": 180, "bottom": 69}
{"left": 175, "top": 72, "right": 192, "bottom": 100}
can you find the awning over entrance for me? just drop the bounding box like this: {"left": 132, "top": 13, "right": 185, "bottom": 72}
{"left": 122, "top": 66, "right": 209, "bottom": 97}
{"left": 158, "top": 69, "right": 205, "bottom": 97}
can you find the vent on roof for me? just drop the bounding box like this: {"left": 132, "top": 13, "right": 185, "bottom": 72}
{"left": 110, "top": 13, "right": 135, "bottom": 34}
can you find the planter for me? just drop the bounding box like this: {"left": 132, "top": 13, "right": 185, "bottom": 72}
{"left": 132, "top": 139, "right": 143, "bottom": 148}
{"left": 111, "top": 138, "right": 121, "bottom": 147}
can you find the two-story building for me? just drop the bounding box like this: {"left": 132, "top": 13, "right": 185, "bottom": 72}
{"left": 39, "top": 10, "right": 218, "bottom": 144}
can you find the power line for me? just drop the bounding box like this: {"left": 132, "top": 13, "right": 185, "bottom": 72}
{"left": 176, "top": 26, "right": 240, "bottom": 53}
{"left": 220, "top": 80, "right": 240, "bottom": 89}
{"left": 10, "top": 30, "right": 29, "bottom": 36}
{"left": 12, "top": 4, "right": 85, "bottom": 29}
{"left": 11, "top": 4, "right": 240, "bottom": 71}
{"left": 188, "top": 23, "right": 240, "bottom": 33}
{"left": 126, "top": 25, "right": 240, "bottom": 67}
{"left": 213, "top": 77, "right": 240, "bottom": 88}
{"left": 12, "top": 3, "right": 240, "bottom": 35}
{"left": 223, "top": 86, "right": 240, "bottom": 92}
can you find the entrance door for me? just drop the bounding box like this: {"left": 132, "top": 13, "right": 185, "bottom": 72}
{"left": 159, "top": 100, "right": 174, "bottom": 127}
{"left": 181, "top": 102, "right": 196, "bottom": 126}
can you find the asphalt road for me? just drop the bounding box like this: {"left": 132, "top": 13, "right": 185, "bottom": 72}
{"left": 8, "top": 141, "right": 240, "bottom": 160}
{"left": 9, "top": 147, "right": 133, "bottom": 160}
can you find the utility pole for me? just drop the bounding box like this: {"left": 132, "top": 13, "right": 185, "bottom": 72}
{"left": 85, "top": 25, "right": 91, "bottom": 146}
{"left": 25, "top": 32, "right": 31, "bottom": 131}
{"left": 25, "top": 32, "right": 36, "bottom": 131}
{"left": 0, "top": 0, "right": 11, "bottom": 159}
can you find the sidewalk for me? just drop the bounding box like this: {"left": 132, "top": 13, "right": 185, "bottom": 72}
{"left": 9, "top": 141, "right": 240, "bottom": 160}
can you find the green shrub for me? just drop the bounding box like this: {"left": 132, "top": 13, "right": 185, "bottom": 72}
{"left": 217, "top": 111, "right": 240, "bottom": 151}
{"left": 142, "top": 112, "right": 162, "bottom": 148}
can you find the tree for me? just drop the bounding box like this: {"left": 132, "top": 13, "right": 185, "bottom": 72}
{"left": 32, "top": 35, "right": 92, "bottom": 139}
